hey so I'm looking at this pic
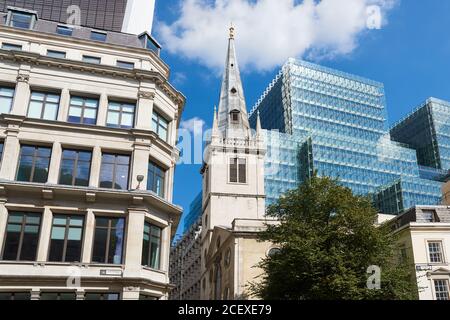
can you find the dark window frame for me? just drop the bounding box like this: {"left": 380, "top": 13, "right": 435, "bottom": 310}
{"left": 16, "top": 145, "right": 52, "bottom": 183}
{"left": 58, "top": 149, "right": 92, "bottom": 187}
{"left": 27, "top": 91, "right": 60, "bottom": 121}
{"left": 67, "top": 96, "right": 99, "bottom": 125}
{"left": 116, "top": 60, "right": 134, "bottom": 69}
{"left": 56, "top": 25, "right": 73, "bottom": 36}
{"left": 0, "top": 292, "right": 31, "bottom": 300}
{"left": 91, "top": 216, "right": 125, "bottom": 264}
{"left": 90, "top": 31, "right": 107, "bottom": 42}
{"left": 40, "top": 292, "right": 77, "bottom": 300}
{"left": 8, "top": 11, "right": 35, "bottom": 29}
{"left": 84, "top": 292, "right": 120, "bottom": 300}
{"left": 141, "top": 222, "right": 162, "bottom": 270}
{"left": 147, "top": 161, "right": 166, "bottom": 197}
{"left": 106, "top": 101, "right": 136, "bottom": 129}
{"left": 99, "top": 153, "right": 130, "bottom": 190}
{"left": 229, "top": 157, "right": 247, "bottom": 184}
{"left": 82, "top": 55, "right": 101, "bottom": 64}
{"left": 1, "top": 43, "right": 22, "bottom": 51}
{"left": 48, "top": 215, "right": 85, "bottom": 263}
{"left": 152, "top": 111, "right": 169, "bottom": 142}
{"left": 1, "top": 212, "right": 41, "bottom": 261}
{"left": 47, "top": 50, "right": 66, "bottom": 59}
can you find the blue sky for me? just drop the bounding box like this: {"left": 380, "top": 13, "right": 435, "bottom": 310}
{"left": 152, "top": 0, "right": 450, "bottom": 235}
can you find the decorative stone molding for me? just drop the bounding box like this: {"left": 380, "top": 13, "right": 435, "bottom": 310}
{"left": 138, "top": 90, "right": 156, "bottom": 100}
{"left": 42, "top": 189, "right": 54, "bottom": 200}
{"left": 16, "top": 74, "right": 30, "bottom": 83}
{"left": 86, "top": 192, "right": 96, "bottom": 203}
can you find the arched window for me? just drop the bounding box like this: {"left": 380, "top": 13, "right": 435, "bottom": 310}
{"left": 214, "top": 264, "right": 222, "bottom": 300}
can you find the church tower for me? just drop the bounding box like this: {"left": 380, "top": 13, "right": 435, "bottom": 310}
{"left": 200, "top": 26, "right": 266, "bottom": 299}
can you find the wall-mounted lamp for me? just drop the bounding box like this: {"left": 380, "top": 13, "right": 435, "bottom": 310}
{"left": 136, "top": 175, "right": 144, "bottom": 190}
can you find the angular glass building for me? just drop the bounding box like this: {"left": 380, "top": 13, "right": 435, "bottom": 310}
{"left": 249, "top": 58, "right": 443, "bottom": 214}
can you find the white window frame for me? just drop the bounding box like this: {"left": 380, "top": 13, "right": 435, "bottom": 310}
{"left": 427, "top": 240, "right": 446, "bottom": 265}
{"left": 432, "top": 278, "right": 450, "bottom": 301}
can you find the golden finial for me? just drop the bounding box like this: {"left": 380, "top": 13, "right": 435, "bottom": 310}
{"left": 229, "top": 23, "right": 235, "bottom": 39}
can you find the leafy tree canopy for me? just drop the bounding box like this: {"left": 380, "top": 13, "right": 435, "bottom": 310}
{"left": 250, "top": 174, "right": 417, "bottom": 300}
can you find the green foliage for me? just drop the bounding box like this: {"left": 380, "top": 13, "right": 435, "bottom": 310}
{"left": 249, "top": 174, "right": 417, "bottom": 300}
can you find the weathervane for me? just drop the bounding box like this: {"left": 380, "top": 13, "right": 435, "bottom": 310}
{"left": 229, "top": 23, "right": 235, "bottom": 39}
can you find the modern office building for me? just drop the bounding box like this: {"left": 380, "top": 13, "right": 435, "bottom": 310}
{"left": 181, "top": 192, "right": 202, "bottom": 235}
{"left": 0, "top": 0, "right": 155, "bottom": 34}
{"left": 169, "top": 216, "right": 202, "bottom": 300}
{"left": 389, "top": 205, "right": 450, "bottom": 300}
{"left": 390, "top": 98, "right": 450, "bottom": 173}
{"left": 249, "top": 58, "right": 443, "bottom": 214}
{"left": 0, "top": 6, "right": 184, "bottom": 300}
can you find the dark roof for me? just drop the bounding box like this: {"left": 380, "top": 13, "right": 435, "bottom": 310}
{"left": 0, "top": 0, "right": 127, "bottom": 32}
{"left": 0, "top": 6, "right": 160, "bottom": 53}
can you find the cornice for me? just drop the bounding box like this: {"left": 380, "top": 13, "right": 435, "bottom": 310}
{"left": 0, "top": 49, "right": 186, "bottom": 114}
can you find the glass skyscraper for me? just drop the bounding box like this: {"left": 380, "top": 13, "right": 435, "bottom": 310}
{"left": 249, "top": 58, "right": 443, "bottom": 214}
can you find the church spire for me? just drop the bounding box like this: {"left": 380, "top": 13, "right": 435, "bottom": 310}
{"left": 217, "top": 25, "right": 250, "bottom": 136}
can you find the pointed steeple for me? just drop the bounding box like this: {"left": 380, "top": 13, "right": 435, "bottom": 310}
{"left": 256, "top": 110, "right": 262, "bottom": 137}
{"left": 217, "top": 25, "right": 250, "bottom": 136}
{"left": 211, "top": 105, "right": 220, "bottom": 139}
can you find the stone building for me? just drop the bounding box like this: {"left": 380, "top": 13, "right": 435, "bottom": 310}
{"left": 0, "top": 6, "right": 184, "bottom": 300}
{"left": 199, "top": 27, "right": 276, "bottom": 300}
{"left": 391, "top": 206, "right": 450, "bottom": 300}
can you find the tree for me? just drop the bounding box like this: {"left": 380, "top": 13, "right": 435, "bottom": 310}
{"left": 249, "top": 174, "right": 417, "bottom": 300}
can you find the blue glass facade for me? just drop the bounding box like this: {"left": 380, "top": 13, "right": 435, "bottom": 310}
{"left": 249, "top": 59, "right": 443, "bottom": 214}
{"left": 391, "top": 98, "right": 450, "bottom": 172}
{"left": 181, "top": 192, "right": 202, "bottom": 234}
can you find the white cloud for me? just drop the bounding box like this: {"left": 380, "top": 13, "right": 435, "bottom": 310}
{"left": 179, "top": 117, "right": 206, "bottom": 136}
{"left": 157, "top": 0, "right": 398, "bottom": 72}
{"left": 172, "top": 71, "right": 187, "bottom": 85}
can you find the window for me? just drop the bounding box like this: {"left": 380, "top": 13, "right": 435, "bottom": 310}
{"left": 56, "top": 25, "right": 73, "bottom": 36}
{"left": 40, "top": 292, "right": 76, "bottom": 300}
{"left": 152, "top": 112, "right": 168, "bottom": 141}
{"left": 0, "top": 87, "right": 14, "bottom": 114}
{"left": 99, "top": 153, "right": 130, "bottom": 190}
{"left": 92, "top": 217, "right": 125, "bottom": 264}
{"left": 230, "top": 110, "right": 239, "bottom": 123}
{"left": 147, "top": 161, "right": 165, "bottom": 197}
{"left": 16, "top": 145, "right": 52, "bottom": 183}
{"left": 48, "top": 215, "right": 84, "bottom": 262}
{"left": 47, "top": 50, "right": 66, "bottom": 59}
{"left": 229, "top": 158, "right": 246, "bottom": 183}
{"left": 82, "top": 55, "right": 101, "bottom": 64}
{"left": 9, "top": 11, "right": 34, "bottom": 29}
{"left": 142, "top": 222, "right": 162, "bottom": 269}
{"left": 116, "top": 61, "right": 134, "bottom": 69}
{"left": 28, "top": 92, "right": 60, "bottom": 120}
{"left": 428, "top": 241, "right": 444, "bottom": 263}
{"left": 434, "top": 280, "right": 449, "bottom": 300}
{"left": 90, "top": 31, "right": 107, "bottom": 42}
{"left": 59, "top": 149, "right": 92, "bottom": 186}
{"left": 68, "top": 96, "right": 98, "bottom": 125}
{"left": 0, "top": 143, "right": 3, "bottom": 164}
{"left": 1, "top": 43, "right": 22, "bottom": 51}
{"left": 1, "top": 212, "right": 41, "bottom": 261}
{"left": 422, "top": 210, "right": 440, "bottom": 223}
{"left": 85, "top": 293, "right": 120, "bottom": 300}
{"left": 0, "top": 292, "right": 31, "bottom": 300}
{"left": 106, "top": 101, "right": 135, "bottom": 129}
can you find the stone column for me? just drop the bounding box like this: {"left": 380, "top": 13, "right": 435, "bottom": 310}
{"left": 89, "top": 146, "right": 102, "bottom": 188}
{"left": 165, "top": 163, "right": 175, "bottom": 202}
{"left": 96, "top": 93, "right": 108, "bottom": 127}
{"left": 123, "top": 209, "right": 145, "bottom": 274}
{"left": 36, "top": 207, "right": 53, "bottom": 262}
{"left": 57, "top": 88, "right": 71, "bottom": 122}
{"left": 47, "top": 142, "right": 62, "bottom": 184}
{"left": 81, "top": 209, "right": 95, "bottom": 263}
{"left": 11, "top": 67, "right": 31, "bottom": 116}
{"left": 160, "top": 223, "right": 172, "bottom": 277}
{"left": 130, "top": 143, "right": 150, "bottom": 191}
{"left": 135, "top": 90, "right": 155, "bottom": 130}
{"left": 0, "top": 122, "right": 21, "bottom": 180}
